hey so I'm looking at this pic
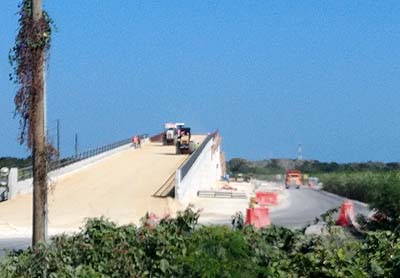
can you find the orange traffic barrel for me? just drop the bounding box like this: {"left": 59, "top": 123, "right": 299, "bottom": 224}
{"left": 245, "top": 207, "right": 271, "bottom": 228}
{"left": 256, "top": 192, "right": 278, "bottom": 206}
{"left": 336, "top": 200, "right": 355, "bottom": 227}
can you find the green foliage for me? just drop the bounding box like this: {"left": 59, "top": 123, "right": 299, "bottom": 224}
{"left": 319, "top": 172, "right": 378, "bottom": 201}
{"left": 297, "top": 161, "right": 400, "bottom": 173}
{"left": 320, "top": 171, "right": 400, "bottom": 230}
{"left": 226, "top": 158, "right": 400, "bottom": 180}
{"left": 227, "top": 158, "right": 251, "bottom": 174}
{"left": 227, "top": 158, "right": 283, "bottom": 179}
{"left": 368, "top": 174, "right": 400, "bottom": 221}
{"left": 179, "top": 226, "right": 258, "bottom": 278}
{"left": 1, "top": 207, "right": 400, "bottom": 277}
{"left": 0, "top": 156, "right": 31, "bottom": 169}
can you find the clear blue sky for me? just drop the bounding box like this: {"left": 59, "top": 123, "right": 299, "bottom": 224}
{"left": 1, "top": 1, "right": 399, "bottom": 162}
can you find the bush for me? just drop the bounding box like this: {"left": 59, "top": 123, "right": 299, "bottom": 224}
{"left": 178, "top": 226, "right": 258, "bottom": 278}
{"left": 320, "top": 172, "right": 400, "bottom": 230}
{"left": 1, "top": 208, "right": 400, "bottom": 277}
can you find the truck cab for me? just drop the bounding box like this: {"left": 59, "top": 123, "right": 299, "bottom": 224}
{"left": 285, "top": 170, "right": 302, "bottom": 189}
{"left": 163, "top": 122, "right": 184, "bottom": 145}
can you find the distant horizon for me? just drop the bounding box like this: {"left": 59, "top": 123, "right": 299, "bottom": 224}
{"left": 1, "top": 152, "right": 399, "bottom": 165}
{"left": 0, "top": 128, "right": 399, "bottom": 163}
{"left": 230, "top": 157, "right": 400, "bottom": 164}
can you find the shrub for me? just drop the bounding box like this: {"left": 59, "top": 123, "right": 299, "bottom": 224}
{"left": 178, "top": 226, "right": 258, "bottom": 278}
{"left": 1, "top": 208, "right": 400, "bottom": 277}
{"left": 320, "top": 172, "right": 400, "bottom": 230}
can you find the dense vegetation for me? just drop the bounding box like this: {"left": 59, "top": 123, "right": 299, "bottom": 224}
{"left": 319, "top": 171, "right": 400, "bottom": 230}
{"left": 0, "top": 207, "right": 399, "bottom": 277}
{"left": 0, "top": 156, "right": 31, "bottom": 169}
{"left": 227, "top": 158, "right": 400, "bottom": 178}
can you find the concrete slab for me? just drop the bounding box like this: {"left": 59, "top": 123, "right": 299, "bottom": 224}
{"left": 0, "top": 136, "right": 205, "bottom": 239}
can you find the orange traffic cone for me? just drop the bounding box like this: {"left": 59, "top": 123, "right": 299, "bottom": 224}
{"left": 245, "top": 207, "right": 271, "bottom": 228}
{"left": 336, "top": 200, "right": 355, "bottom": 227}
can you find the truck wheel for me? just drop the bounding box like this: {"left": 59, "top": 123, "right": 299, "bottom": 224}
{"left": 176, "top": 145, "right": 181, "bottom": 155}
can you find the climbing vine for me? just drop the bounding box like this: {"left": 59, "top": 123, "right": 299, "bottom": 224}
{"left": 9, "top": 0, "right": 54, "bottom": 148}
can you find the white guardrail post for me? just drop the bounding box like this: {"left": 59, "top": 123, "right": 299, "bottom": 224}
{"left": 7, "top": 168, "right": 18, "bottom": 199}
{"left": 175, "top": 169, "right": 182, "bottom": 199}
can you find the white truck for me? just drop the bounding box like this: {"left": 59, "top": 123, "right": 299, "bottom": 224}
{"left": 162, "top": 122, "right": 184, "bottom": 145}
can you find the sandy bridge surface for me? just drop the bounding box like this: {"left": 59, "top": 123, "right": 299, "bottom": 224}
{"left": 0, "top": 136, "right": 205, "bottom": 237}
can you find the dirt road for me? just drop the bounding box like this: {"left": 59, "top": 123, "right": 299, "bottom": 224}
{"left": 0, "top": 136, "right": 205, "bottom": 236}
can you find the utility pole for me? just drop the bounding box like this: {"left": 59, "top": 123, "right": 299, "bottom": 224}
{"left": 32, "top": 0, "right": 47, "bottom": 247}
{"left": 56, "top": 119, "right": 60, "bottom": 159}
{"left": 75, "top": 133, "right": 79, "bottom": 156}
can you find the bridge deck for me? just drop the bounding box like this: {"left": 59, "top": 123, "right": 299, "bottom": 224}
{"left": 0, "top": 136, "right": 205, "bottom": 235}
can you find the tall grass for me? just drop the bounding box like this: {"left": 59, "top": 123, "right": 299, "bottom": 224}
{"left": 320, "top": 172, "right": 379, "bottom": 202}
{"left": 320, "top": 171, "right": 400, "bottom": 227}
{"left": 320, "top": 171, "right": 400, "bottom": 201}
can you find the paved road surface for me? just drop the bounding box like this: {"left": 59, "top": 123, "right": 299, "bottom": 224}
{"left": 0, "top": 238, "right": 30, "bottom": 257}
{"left": 271, "top": 187, "right": 369, "bottom": 229}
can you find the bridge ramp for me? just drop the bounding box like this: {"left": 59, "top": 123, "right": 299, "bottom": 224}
{"left": 0, "top": 136, "right": 205, "bottom": 234}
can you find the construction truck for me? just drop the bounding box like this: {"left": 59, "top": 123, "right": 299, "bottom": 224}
{"left": 162, "top": 122, "right": 184, "bottom": 145}
{"left": 176, "top": 127, "right": 195, "bottom": 154}
{"left": 285, "top": 170, "right": 302, "bottom": 189}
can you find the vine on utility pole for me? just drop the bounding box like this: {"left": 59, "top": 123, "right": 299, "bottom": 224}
{"left": 9, "top": 0, "right": 55, "bottom": 247}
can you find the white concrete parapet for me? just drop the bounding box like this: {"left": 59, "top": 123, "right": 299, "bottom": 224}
{"left": 175, "top": 134, "right": 222, "bottom": 204}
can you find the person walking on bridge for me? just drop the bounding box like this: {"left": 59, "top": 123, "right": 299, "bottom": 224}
{"left": 132, "top": 135, "right": 139, "bottom": 149}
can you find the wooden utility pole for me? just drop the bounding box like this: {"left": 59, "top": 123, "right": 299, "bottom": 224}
{"left": 32, "top": 0, "right": 47, "bottom": 247}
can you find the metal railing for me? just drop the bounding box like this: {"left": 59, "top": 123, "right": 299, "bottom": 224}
{"left": 197, "top": 190, "right": 247, "bottom": 199}
{"left": 17, "top": 137, "right": 139, "bottom": 181}
{"left": 180, "top": 134, "right": 214, "bottom": 181}
{"left": 18, "top": 166, "right": 34, "bottom": 181}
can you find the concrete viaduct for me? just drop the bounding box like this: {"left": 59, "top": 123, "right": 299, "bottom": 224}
{"left": 0, "top": 132, "right": 225, "bottom": 237}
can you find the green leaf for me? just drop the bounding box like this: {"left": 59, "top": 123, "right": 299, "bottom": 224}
{"left": 337, "top": 248, "right": 345, "bottom": 261}
{"left": 160, "top": 259, "right": 169, "bottom": 273}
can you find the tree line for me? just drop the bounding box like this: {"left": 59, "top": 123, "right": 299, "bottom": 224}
{"left": 227, "top": 158, "right": 400, "bottom": 177}
{"left": 0, "top": 156, "right": 32, "bottom": 169}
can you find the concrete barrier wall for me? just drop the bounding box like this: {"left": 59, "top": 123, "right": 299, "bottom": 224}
{"left": 175, "top": 134, "right": 222, "bottom": 203}
{"left": 8, "top": 143, "right": 134, "bottom": 199}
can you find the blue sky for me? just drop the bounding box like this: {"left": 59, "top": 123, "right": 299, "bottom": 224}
{"left": 1, "top": 1, "right": 399, "bottom": 162}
